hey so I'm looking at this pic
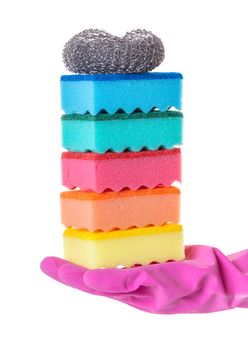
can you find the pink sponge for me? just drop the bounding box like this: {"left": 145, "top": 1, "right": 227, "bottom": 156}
{"left": 62, "top": 149, "right": 181, "bottom": 192}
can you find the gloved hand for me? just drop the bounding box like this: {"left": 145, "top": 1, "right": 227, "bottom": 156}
{"left": 40, "top": 245, "right": 248, "bottom": 314}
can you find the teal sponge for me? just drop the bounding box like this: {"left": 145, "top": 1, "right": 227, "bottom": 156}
{"left": 61, "top": 110, "right": 183, "bottom": 153}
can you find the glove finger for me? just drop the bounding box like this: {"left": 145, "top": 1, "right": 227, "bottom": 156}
{"left": 40, "top": 256, "right": 68, "bottom": 282}
{"left": 58, "top": 263, "right": 104, "bottom": 295}
{"left": 84, "top": 267, "right": 145, "bottom": 294}
{"left": 84, "top": 261, "right": 201, "bottom": 295}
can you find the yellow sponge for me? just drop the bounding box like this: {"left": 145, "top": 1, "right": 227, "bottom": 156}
{"left": 64, "top": 224, "right": 184, "bottom": 269}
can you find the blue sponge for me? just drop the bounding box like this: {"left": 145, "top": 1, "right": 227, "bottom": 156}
{"left": 61, "top": 73, "right": 183, "bottom": 115}
{"left": 61, "top": 111, "right": 183, "bottom": 153}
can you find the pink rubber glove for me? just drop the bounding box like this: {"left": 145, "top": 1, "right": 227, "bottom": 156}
{"left": 41, "top": 245, "right": 248, "bottom": 314}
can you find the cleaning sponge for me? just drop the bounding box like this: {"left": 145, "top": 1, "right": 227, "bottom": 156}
{"left": 62, "top": 110, "right": 183, "bottom": 153}
{"left": 61, "top": 72, "right": 183, "bottom": 115}
{"left": 61, "top": 186, "right": 180, "bottom": 231}
{"left": 62, "top": 148, "right": 181, "bottom": 192}
{"left": 64, "top": 224, "right": 184, "bottom": 268}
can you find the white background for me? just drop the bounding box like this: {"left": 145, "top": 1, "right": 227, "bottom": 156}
{"left": 1, "top": 0, "right": 248, "bottom": 349}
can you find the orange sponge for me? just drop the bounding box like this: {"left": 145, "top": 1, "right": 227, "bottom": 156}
{"left": 61, "top": 186, "right": 180, "bottom": 231}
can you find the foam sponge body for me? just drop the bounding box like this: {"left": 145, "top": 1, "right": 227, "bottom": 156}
{"left": 63, "top": 224, "right": 184, "bottom": 268}
{"left": 62, "top": 111, "right": 183, "bottom": 153}
{"left": 61, "top": 73, "right": 183, "bottom": 115}
{"left": 61, "top": 187, "right": 180, "bottom": 231}
{"left": 62, "top": 149, "right": 181, "bottom": 192}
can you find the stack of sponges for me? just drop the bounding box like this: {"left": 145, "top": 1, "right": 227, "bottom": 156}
{"left": 60, "top": 29, "right": 184, "bottom": 269}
